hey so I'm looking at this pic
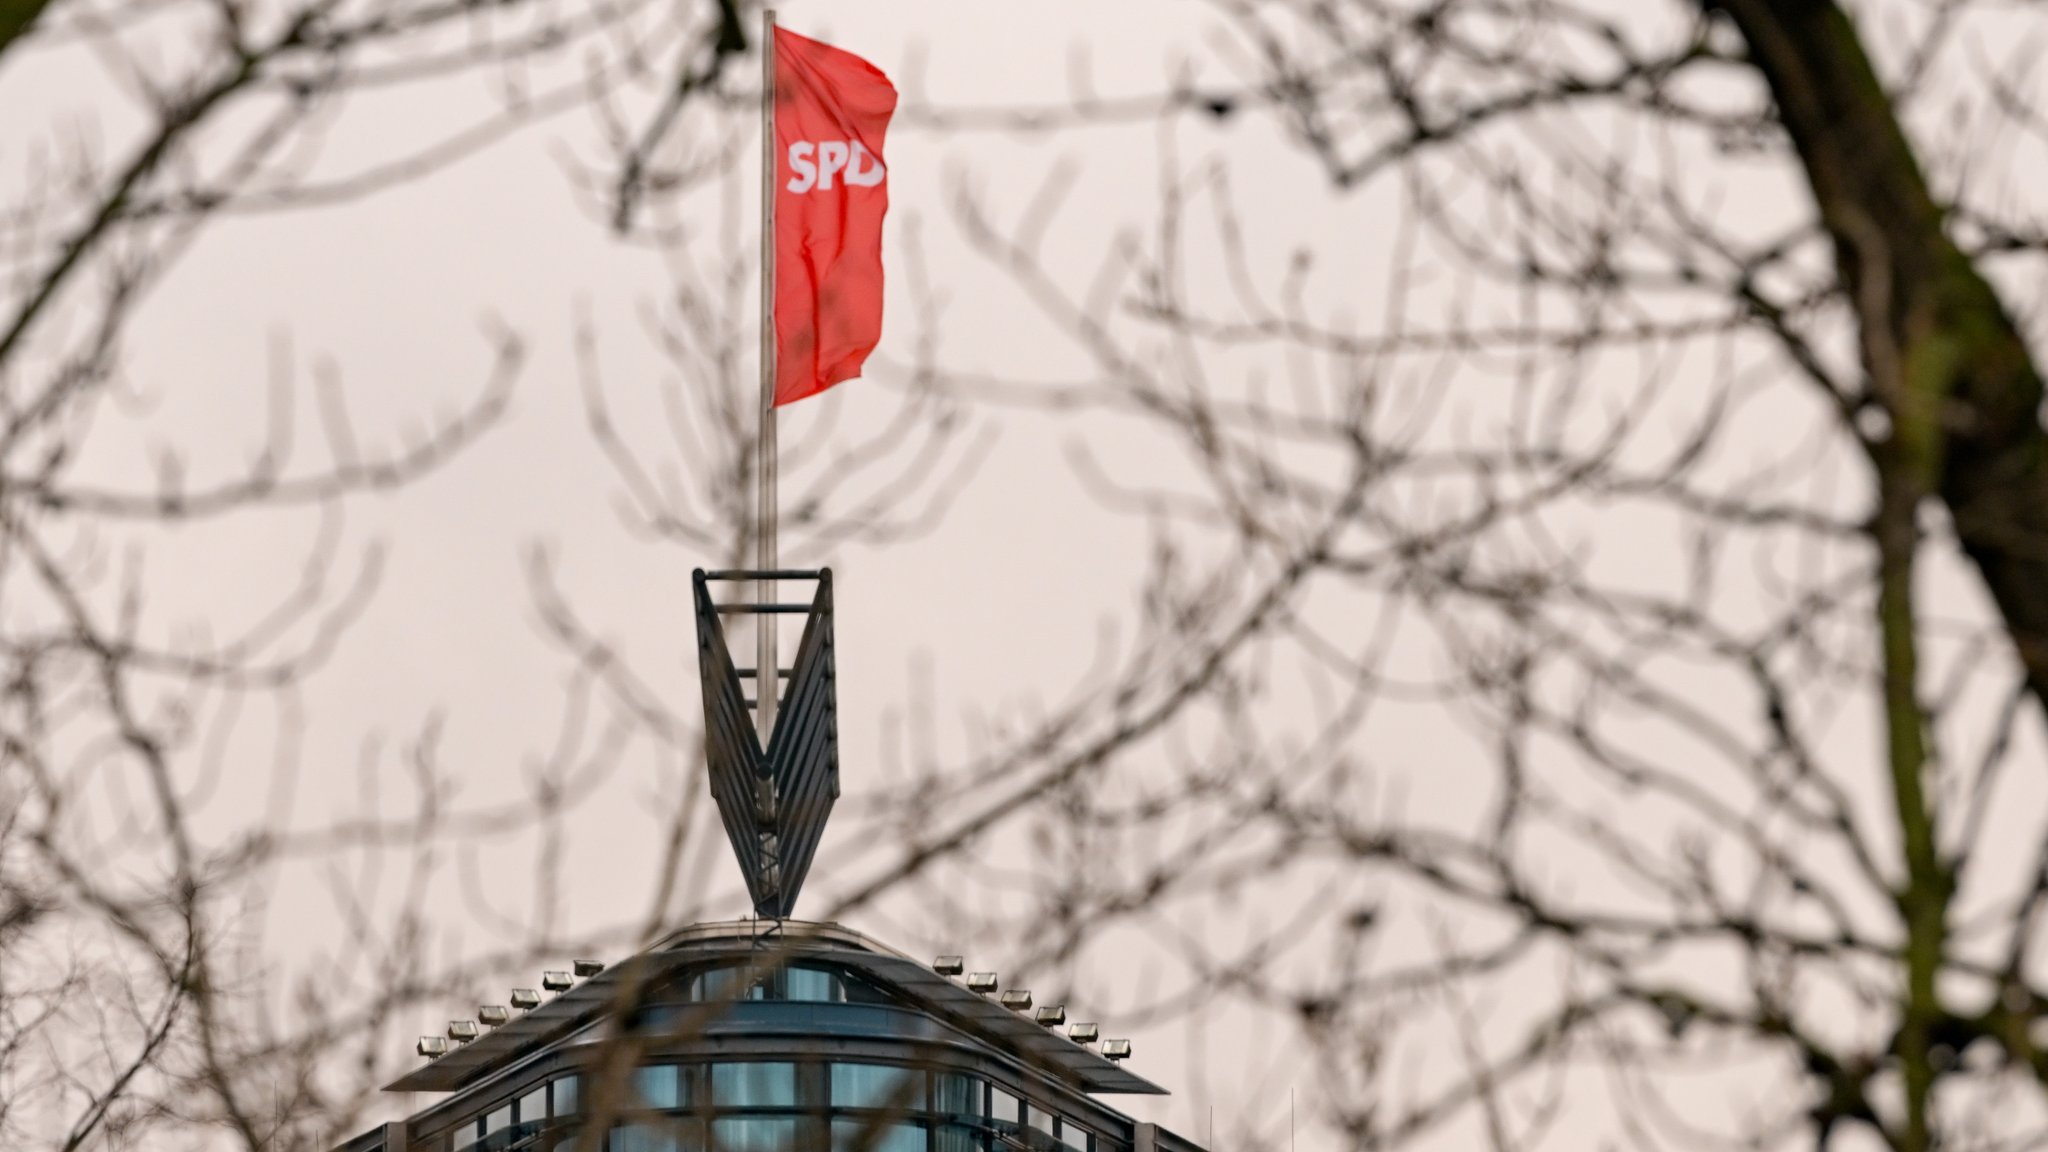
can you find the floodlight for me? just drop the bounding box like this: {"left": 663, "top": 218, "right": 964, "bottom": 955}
{"left": 998, "top": 989, "right": 1033, "bottom": 1012}
{"left": 417, "top": 1036, "right": 449, "bottom": 1057}
{"left": 573, "top": 959, "right": 605, "bottom": 978}
{"left": 1100, "top": 1039, "right": 1132, "bottom": 1061}
{"left": 447, "top": 1020, "right": 480, "bottom": 1044}
{"left": 510, "top": 988, "right": 542, "bottom": 1010}
{"left": 1034, "top": 1005, "right": 1066, "bottom": 1027}
{"left": 542, "top": 971, "right": 573, "bottom": 992}
{"left": 966, "top": 972, "right": 999, "bottom": 994}
{"left": 933, "top": 955, "right": 964, "bottom": 976}
{"left": 477, "top": 1005, "right": 510, "bottom": 1027}
{"left": 1067, "top": 1022, "right": 1100, "bottom": 1044}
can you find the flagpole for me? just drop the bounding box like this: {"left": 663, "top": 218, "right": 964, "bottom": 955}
{"left": 756, "top": 6, "right": 780, "bottom": 744}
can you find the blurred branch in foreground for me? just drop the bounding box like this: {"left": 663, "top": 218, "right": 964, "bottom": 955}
{"left": 868, "top": 2, "right": 2048, "bottom": 1150}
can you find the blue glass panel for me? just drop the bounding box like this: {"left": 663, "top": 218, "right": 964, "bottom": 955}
{"left": 931, "top": 1074, "right": 978, "bottom": 1117}
{"left": 556, "top": 1075, "right": 580, "bottom": 1115}
{"left": 713, "top": 1117, "right": 799, "bottom": 1152}
{"left": 933, "top": 1123, "right": 982, "bottom": 1152}
{"left": 786, "top": 968, "right": 843, "bottom": 1002}
{"left": 692, "top": 967, "right": 761, "bottom": 1003}
{"left": 636, "top": 1066, "right": 680, "bottom": 1109}
{"left": 832, "top": 1064, "right": 924, "bottom": 1110}
{"left": 989, "top": 1089, "right": 1018, "bottom": 1124}
{"left": 832, "top": 1120, "right": 925, "bottom": 1152}
{"left": 487, "top": 1106, "right": 512, "bottom": 1134}
{"left": 713, "top": 1063, "right": 798, "bottom": 1108}
{"left": 615, "top": 1122, "right": 680, "bottom": 1152}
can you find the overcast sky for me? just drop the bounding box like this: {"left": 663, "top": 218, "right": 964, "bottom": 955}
{"left": 2, "top": 1, "right": 1378, "bottom": 1143}
{"left": 23, "top": 3, "right": 2039, "bottom": 1148}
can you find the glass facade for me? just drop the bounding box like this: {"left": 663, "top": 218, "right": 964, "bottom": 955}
{"left": 445, "top": 1073, "right": 579, "bottom": 1151}
{"left": 832, "top": 1063, "right": 924, "bottom": 1111}
{"left": 712, "top": 1062, "right": 798, "bottom": 1108}
{"left": 931, "top": 1074, "right": 977, "bottom": 1118}
{"left": 832, "top": 1120, "right": 925, "bottom": 1152}
{"left": 636, "top": 1065, "right": 682, "bottom": 1110}
{"left": 438, "top": 1063, "right": 1117, "bottom": 1152}
{"left": 684, "top": 965, "right": 854, "bottom": 1005}
{"left": 715, "top": 1117, "right": 801, "bottom": 1152}
{"left": 614, "top": 1123, "right": 684, "bottom": 1152}
{"left": 988, "top": 1088, "right": 1019, "bottom": 1126}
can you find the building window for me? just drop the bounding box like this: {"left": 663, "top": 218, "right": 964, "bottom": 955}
{"left": 988, "top": 1089, "right": 1019, "bottom": 1125}
{"left": 713, "top": 1062, "right": 799, "bottom": 1108}
{"left": 786, "top": 967, "right": 843, "bottom": 1002}
{"left": 636, "top": 1065, "right": 682, "bottom": 1110}
{"left": 688, "top": 966, "right": 760, "bottom": 1004}
{"left": 557, "top": 1075, "right": 580, "bottom": 1115}
{"left": 832, "top": 1064, "right": 925, "bottom": 1111}
{"left": 687, "top": 965, "right": 849, "bottom": 1005}
{"left": 440, "top": 1062, "right": 1094, "bottom": 1152}
{"left": 930, "top": 1073, "right": 980, "bottom": 1118}
{"left": 613, "top": 1119, "right": 702, "bottom": 1152}
{"left": 713, "top": 1116, "right": 800, "bottom": 1152}
{"left": 832, "top": 1119, "right": 924, "bottom": 1152}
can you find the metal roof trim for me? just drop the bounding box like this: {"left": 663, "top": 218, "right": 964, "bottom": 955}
{"left": 829, "top": 952, "right": 1166, "bottom": 1095}
{"left": 384, "top": 923, "right": 1163, "bottom": 1096}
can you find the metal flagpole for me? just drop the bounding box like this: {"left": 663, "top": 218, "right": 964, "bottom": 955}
{"left": 756, "top": 7, "right": 780, "bottom": 744}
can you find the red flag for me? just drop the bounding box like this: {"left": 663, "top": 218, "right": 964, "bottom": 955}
{"left": 773, "top": 27, "right": 897, "bottom": 407}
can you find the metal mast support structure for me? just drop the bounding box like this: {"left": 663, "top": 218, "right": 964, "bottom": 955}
{"left": 689, "top": 14, "right": 842, "bottom": 922}
{"left": 756, "top": 6, "right": 780, "bottom": 743}
{"left": 693, "top": 569, "right": 839, "bottom": 919}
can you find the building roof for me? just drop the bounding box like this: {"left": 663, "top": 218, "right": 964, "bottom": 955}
{"left": 385, "top": 920, "right": 1165, "bottom": 1097}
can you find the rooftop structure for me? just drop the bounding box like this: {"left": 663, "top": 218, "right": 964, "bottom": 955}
{"left": 334, "top": 573, "right": 1208, "bottom": 1152}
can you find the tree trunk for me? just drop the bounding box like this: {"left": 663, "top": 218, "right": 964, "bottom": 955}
{"left": 0, "top": 0, "right": 56, "bottom": 62}
{"left": 1710, "top": 0, "right": 2048, "bottom": 721}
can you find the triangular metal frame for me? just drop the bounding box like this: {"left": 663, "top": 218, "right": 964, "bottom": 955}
{"left": 692, "top": 568, "right": 839, "bottom": 919}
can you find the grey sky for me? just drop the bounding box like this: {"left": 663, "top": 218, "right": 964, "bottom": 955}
{"left": 19, "top": 2, "right": 2047, "bottom": 1148}
{"left": 3, "top": 0, "right": 1335, "bottom": 1142}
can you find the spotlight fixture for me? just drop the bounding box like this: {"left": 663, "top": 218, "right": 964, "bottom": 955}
{"left": 417, "top": 1036, "right": 449, "bottom": 1058}
{"left": 1034, "top": 1005, "right": 1066, "bottom": 1027}
{"left": 447, "top": 1020, "right": 480, "bottom": 1044}
{"left": 510, "top": 988, "right": 542, "bottom": 1011}
{"left": 1067, "top": 1022, "right": 1100, "bottom": 1044}
{"left": 1100, "top": 1039, "right": 1132, "bottom": 1062}
{"left": 966, "top": 972, "right": 999, "bottom": 994}
{"left": 998, "top": 989, "right": 1033, "bottom": 1012}
{"left": 541, "top": 971, "right": 573, "bottom": 992}
{"left": 933, "top": 955, "right": 964, "bottom": 976}
{"left": 573, "top": 959, "right": 605, "bottom": 978}
{"left": 477, "top": 1005, "right": 510, "bottom": 1027}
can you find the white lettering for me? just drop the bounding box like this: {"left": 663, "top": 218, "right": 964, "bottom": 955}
{"left": 786, "top": 141, "right": 816, "bottom": 193}
{"left": 845, "top": 142, "right": 884, "bottom": 187}
{"left": 785, "top": 140, "right": 886, "bottom": 194}
{"left": 816, "top": 141, "right": 849, "bottom": 190}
